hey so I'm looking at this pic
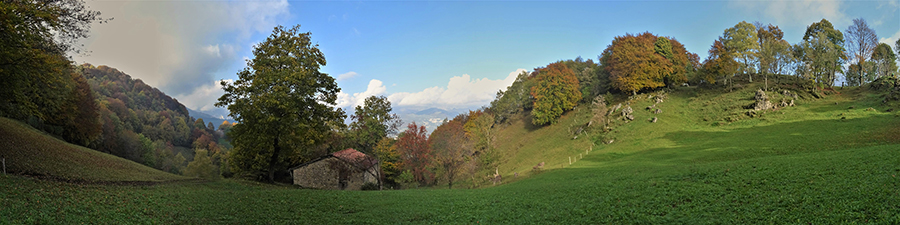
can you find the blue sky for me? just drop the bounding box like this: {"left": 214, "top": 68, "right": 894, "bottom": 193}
{"left": 74, "top": 0, "right": 899, "bottom": 119}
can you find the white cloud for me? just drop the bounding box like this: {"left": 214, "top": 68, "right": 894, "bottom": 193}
{"left": 336, "top": 79, "right": 387, "bottom": 108}
{"left": 879, "top": 30, "right": 900, "bottom": 45}
{"left": 175, "top": 79, "right": 232, "bottom": 112}
{"left": 74, "top": 0, "right": 289, "bottom": 100}
{"left": 387, "top": 69, "right": 525, "bottom": 109}
{"left": 336, "top": 71, "right": 359, "bottom": 81}
{"left": 730, "top": 0, "right": 846, "bottom": 29}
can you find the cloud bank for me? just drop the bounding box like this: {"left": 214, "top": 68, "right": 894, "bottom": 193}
{"left": 74, "top": 0, "right": 290, "bottom": 113}
{"left": 335, "top": 69, "right": 525, "bottom": 110}
{"left": 730, "top": 0, "right": 846, "bottom": 29}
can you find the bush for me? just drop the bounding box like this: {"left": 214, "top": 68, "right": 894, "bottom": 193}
{"left": 361, "top": 182, "right": 379, "bottom": 191}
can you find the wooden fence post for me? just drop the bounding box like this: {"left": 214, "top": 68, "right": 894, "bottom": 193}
{"left": 569, "top": 157, "right": 571, "bottom": 165}
{"left": 2, "top": 158, "right": 5, "bottom": 175}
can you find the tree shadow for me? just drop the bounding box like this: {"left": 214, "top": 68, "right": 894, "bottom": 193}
{"left": 580, "top": 114, "right": 899, "bottom": 166}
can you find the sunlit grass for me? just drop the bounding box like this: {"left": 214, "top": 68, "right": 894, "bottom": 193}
{"left": 2, "top": 81, "right": 899, "bottom": 223}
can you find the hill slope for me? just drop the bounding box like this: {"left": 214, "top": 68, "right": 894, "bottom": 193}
{"left": 0, "top": 117, "right": 185, "bottom": 182}
{"left": 2, "top": 84, "right": 899, "bottom": 223}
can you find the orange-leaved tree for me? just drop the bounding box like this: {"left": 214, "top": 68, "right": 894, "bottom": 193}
{"left": 600, "top": 32, "right": 696, "bottom": 94}
{"left": 530, "top": 62, "right": 581, "bottom": 126}
{"left": 429, "top": 113, "right": 470, "bottom": 189}
{"left": 397, "top": 122, "right": 432, "bottom": 186}
{"left": 701, "top": 39, "right": 739, "bottom": 85}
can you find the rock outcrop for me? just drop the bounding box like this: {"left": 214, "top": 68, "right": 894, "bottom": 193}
{"left": 753, "top": 89, "right": 773, "bottom": 111}
{"left": 622, "top": 105, "right": 634, "bottom": 121}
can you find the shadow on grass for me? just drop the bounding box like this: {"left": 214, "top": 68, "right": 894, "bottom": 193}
{"left": 581, "top": 114, "right": 899, "bottom": 166}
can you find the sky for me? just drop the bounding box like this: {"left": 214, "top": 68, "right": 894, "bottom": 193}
{"left": 73, "top": 0, "right": 900, "bottom": 120}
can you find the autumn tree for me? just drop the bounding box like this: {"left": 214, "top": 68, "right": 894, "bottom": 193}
{"left": 723, "top": 21, "right": 760, "bottom": 82}
{"left": 429, "top": 114, "right": 470, "bottom": 189}
{"left": 396, "top": 122, "right": 432, "bottom": 186}
{"left": 601, "top": 32, "right": 696, "bottom": 94}
{"left": 871, "top": 43, "right": 897, "bottom": 79}
{"left": 530, "top": 62, "right": 581, "bottom": 125}
{"left": 845, "top": 18, "right": 878, "bottom": 85}
{"left": 756, "top": 23, "right": 794, "bottom": 90}
{"left": 348, "top": 96, "right": 402, "bottom": 154}
{"left": 216, "top": 25, "right": 345, "bottom": 183}
{"left": 701, "top": 39, "right": 739, "bottom": 86}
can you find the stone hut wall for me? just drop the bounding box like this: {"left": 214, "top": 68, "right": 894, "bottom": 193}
{"left": 291, "top": 157, "right": 379, "bottom": 190}
{"left": 292, "top": 157, "right": 341, "bottom": 190}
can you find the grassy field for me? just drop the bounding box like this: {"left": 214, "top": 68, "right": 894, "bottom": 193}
{"left": 0, "top": 117, "right": 186, "bottom": 182}
{"left": 1, "top": 83, "right": 899, "bottom": 223}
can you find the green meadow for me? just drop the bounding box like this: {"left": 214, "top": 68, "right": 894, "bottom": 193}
{"left": 2, "top": 84, "right": 899, "bottom": 224}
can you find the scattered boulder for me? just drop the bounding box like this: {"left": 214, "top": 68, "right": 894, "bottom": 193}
{"left": 605, "top": 139, "right": 615, "bottom": 144}
{"left": 779, "top": 99, "right": 794, "bottom": 107}
{"left": 650, "top": 117, "right": 658, "bottom": 123}
{"left": 752, "top": 89, "right": 773, "bottom": 111}
{"left": 755, "top": 89, "right": 768, "bottom": 101}
{"left": 532, "top": 162, "right": 545, "bottom": 171}
{"left": 622, "top": 105, "right": 634, "bottom": 121}
{"left": 782, "top": 90, "right": 798, "bottom": 99}
{"left": 654, "top": 109, "right": 661, "bottom": 114}
{"left": 608, "top": 103, "right": 622, "bottom": 116}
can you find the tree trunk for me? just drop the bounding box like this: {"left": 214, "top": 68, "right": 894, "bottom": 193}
{"left": 859, "top": 59, "right": 864, "bottom": 86}
{"left": 267, "top": 136, "right": 281, "bottom": 183}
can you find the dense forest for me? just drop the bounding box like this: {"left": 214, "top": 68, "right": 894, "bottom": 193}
{"left": 80, "top": 64, "right": 232, "bottom": 176}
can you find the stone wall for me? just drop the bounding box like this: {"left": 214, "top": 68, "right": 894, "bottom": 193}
{"left": 291, "top": 157, "right": 379, "bottom": 190}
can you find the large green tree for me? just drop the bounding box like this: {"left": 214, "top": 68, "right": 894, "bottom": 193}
{"left": 871, "top": 43, "right": 897, "bottom": 79}
{"left": 216, "top": 25, "right": 345, "bottom": 183}
{"left": 490, "top": 71, "right": 535, "bottom": 124}
{"left": 796, "top": 32, "right": 844, "bottom": 86}
{"left": 722, "top": 21, "right": 759, "bottom": 82}
{"left": 0, "top": 0, "right": 104, "bottom": 120}
{"left": 530, "top": 62, "right": 581, "bottom": 126}
{"left": 798, "top": 19, "right": 845, "bottom": 87}
{"left": 845, "top": 18, "right": 878, "bottom": 85}
{"left": 349, "top": 95, "right": 401, "bottom": 154}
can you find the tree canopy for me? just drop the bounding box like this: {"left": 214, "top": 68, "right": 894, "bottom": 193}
{"left": 530, "top": 62, "right": 581, "bottom": 125}
{"left": 600, "top": 32, "right": 696, "bottom": 94}
{"left": 871, "top": 43, "right": 897, "bottom": 79}
{"left": 722, "top": 21, "right": 759, "bottom": 81}
{"left": 216, "top": 25, "right": 345, "bottom": 183}
{"left": 349, "top": 96, "right": 401, "bottom": 154}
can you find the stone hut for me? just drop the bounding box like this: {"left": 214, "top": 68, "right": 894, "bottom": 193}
{"left": 289, "top": 148, "right": 379, "bottom": 190}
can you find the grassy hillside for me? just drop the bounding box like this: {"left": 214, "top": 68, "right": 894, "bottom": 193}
{"left": 0, "top": 117, "right": 185, "bottom": 182}
{"left": 2, "top": 83, "right": 899, "bottom": 223}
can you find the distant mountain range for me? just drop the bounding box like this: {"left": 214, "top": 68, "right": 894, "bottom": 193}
{"left": 187, "top": 108, "right": 236, "bottom": 130}
{"left": 395, "top": 107, "right": 471, "bottom": 134}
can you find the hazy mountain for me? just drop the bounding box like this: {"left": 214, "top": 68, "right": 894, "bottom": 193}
{"left": 187, "top": 108, "right": 236, "bottom": 130}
